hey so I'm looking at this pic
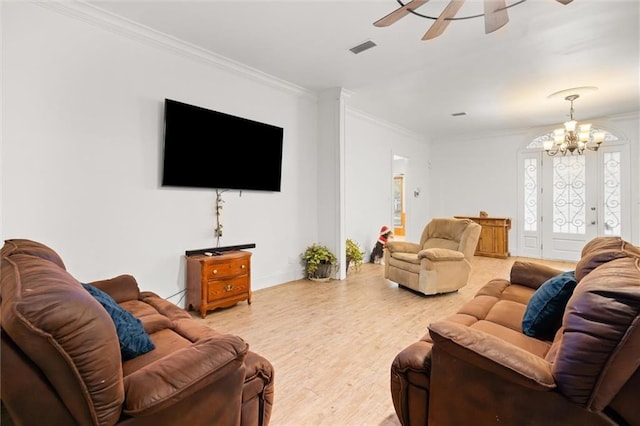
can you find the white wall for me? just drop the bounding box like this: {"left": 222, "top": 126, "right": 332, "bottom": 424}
{"left": 429, "top": 130, "right": 526, "bottom": 220}
{"left": 429, "top": 114, "right": 640, "bottom": 255}
{"left": 1, "top": 2, "right": 320, "bottom": 303}
{"left": 344, "top": 108, "right": 430, "bottom": 257}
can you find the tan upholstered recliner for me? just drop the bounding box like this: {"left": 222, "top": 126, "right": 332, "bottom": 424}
{"left": 384, "top": 218, "right": 481, "bottom": 295}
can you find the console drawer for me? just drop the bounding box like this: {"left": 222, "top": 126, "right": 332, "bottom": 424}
{"left": 205, "top": 258, "right": 249, "bottom": 279}
{"left": 207, "top": 276, "right": 249, "bottom": 300}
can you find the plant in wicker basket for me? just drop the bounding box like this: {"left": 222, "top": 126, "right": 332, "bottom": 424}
{"left": 301, "top": 244, "right": 337, "bottom": 281}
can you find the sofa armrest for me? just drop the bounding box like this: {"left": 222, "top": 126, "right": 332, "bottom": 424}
{"left": 428, "top": 321, "right": 555, "bottom": 390}
{"left": 418, "top": 248, "right": 465, "bottom": 262}
{"left": 387, "top": 241, "right": 421, "bottom": 254}
{"left": 390, "top": 339, "right": 434, "bottom": 426}
{"left": 89, "top": 274, "right": 141, "bottom": 303}
{"left": 123, "top": 334, "right": 248, "bottom": 416}
{"left": 509, "top": 261, "right": 566, "bottom": 290}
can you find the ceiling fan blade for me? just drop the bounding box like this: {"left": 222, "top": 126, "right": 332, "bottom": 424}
{"left": 374, "top": 0, "right": 429, "bottom": 27}
{"left": 422, "top": 0, "right": 466, "bottom": 40}
{"left": 556, "top": 0, "right": 574, "bottom": 4}
{"left": 484, "top": 0, "right": 509, "bottom": 34}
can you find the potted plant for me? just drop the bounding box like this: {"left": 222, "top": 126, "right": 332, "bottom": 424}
{"left": 301, "top": 244, "right": 337, "bottom": 281}
{"left": 346, "top": 239, "right": 364, "bottom": 272}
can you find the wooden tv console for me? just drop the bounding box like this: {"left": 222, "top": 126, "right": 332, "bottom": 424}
{"left": 186, "top": 250, "right": 252, "bottom": 318}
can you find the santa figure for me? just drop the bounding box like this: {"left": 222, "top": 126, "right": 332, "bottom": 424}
{"left": 370, "top": 225, "right": 393, "bottom": 264}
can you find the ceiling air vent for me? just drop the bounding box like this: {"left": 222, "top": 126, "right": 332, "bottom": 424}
{"left": 451, "top": 112, "right": 467, "bottom": 117}
{"left": 349, "top": 40, "right": 377, "bottom": 55}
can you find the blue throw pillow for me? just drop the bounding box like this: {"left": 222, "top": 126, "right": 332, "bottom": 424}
{"left": 522, "top": 270, "right": 578, "bottom": 340}
{"left": 82, "top": 283, "right": 155, "bottom": 360}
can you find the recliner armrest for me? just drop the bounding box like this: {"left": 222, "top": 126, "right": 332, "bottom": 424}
{"left": 387, "top": 241, "right": 421, "bottom": 254}
{"left": 428, "top": 321, "right": 555, "bottom": 390}
{"left": 418, "top": 248, "right": 465, "bottom": 262}
{"left": 89, "top": 274, "right": 141, "bottom": 303}
{"left": 123, "top": 335, "right": 248, "bottom": 416}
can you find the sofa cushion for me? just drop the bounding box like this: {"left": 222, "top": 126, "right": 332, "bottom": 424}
{"left": 123, "top": 335, "right": 248, "bottom": 416}
{"left": 522, "top": 270, "right": 577, "bottom": 340}
{"left": 82, "top": 283, "right": 155, "bottom": 360}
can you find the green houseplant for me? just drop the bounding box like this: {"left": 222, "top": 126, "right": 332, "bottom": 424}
{"left": 301, "top": 244, "right": 337, "bottom": 281}
{"left": 346, "top": 239, "right": 364, "bottom": 272}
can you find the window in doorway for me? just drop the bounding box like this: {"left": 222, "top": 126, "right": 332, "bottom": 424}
{"left": 523, "top": 158, "right": 538, "bottom": 232}
{"left": 603, "top": 151, "right": 621, "bottom": 235}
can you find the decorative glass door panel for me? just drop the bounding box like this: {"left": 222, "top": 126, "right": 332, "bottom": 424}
{"left": 542, "top": 155, "right": 596, "bottom": 261}
{"left": 519, "top": 153, "right": 542, "bottom": 259}
{"left": 603, "top": 151, "right": 622, "bottom": 235}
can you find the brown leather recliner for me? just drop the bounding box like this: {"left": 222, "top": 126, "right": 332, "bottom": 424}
{"left": 1, "top": 239, "right": 274, "bottom": 426}
{"left": 390, "top": 236, "right": 640, "bottom": 425}
{"left": 384, "top": 218, "right": 481, "bottom": 295}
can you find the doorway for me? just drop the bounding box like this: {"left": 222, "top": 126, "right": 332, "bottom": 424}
{"left": 393, "top": 176, "right": 405, "bottom": 237}
{"left": 393, "top": 155, "right": 409, "bottom": 239}
{"left": 518, "top": 132, "right": 629, "bottom": 261}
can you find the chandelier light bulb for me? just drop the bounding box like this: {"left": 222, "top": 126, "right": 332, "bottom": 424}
{"left": 544, "top": 139, "right": 554, "bottom": 151}
{"left": 564, "top": 120, "right": 577, "bottom": 133}
{"left": 594, "top": 132, "right": 605, "bottom": 143}
{"left": 578, "top": 132, "right": 590, "bottom": 142}
{"left": 579, "top": 123, "right": 592, "bottom": 132}
{"left": 553, "top": 128, "right": 565, "bottom": 145}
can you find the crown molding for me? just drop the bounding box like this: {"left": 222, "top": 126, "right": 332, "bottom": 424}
{"left": 36, "top": 0, "right": 317, "bottom": 101}
{"left": 345, "top": 106, "right": 426, "bottom": 142}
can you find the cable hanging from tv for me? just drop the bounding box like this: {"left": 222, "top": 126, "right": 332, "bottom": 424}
{"left": 214, "top": 189, "right": 226, "bottom": 246}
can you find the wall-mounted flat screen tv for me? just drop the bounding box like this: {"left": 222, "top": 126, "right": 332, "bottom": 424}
{"left": 162, "top": 98, "right": 284, "bottom": 192}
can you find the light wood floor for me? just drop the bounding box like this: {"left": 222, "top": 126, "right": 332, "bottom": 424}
{"left": 193, "top": 256, "right": 576, "bottom": 426}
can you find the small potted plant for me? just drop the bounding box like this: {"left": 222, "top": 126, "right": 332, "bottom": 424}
{"left": 346, "top": 239, "right": 364, "bottom": 272}
{"left": 301, "top": 244, "right": 337, "bottom": 281}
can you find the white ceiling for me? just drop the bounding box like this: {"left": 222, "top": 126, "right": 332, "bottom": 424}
{"left": 88, "top": 0, "right": 640, "bottom": 138}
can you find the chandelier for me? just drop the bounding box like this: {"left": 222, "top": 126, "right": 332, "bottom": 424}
{"left": 544, "top": 94, "right": 605, "bottom": 156}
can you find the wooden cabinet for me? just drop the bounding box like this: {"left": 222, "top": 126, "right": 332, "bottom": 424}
{"left": 455, "top": 216, "right": 512, "bottom": 259}
{"left": 186, "top": 251, "right": 252, "bottom": 318}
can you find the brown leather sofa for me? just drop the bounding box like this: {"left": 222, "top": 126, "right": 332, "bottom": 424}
{"left": 1, "top": 239, "right": 274, "bottom": 426}
{"left": 390, "top": 236, "right": 640, "bottom": 425}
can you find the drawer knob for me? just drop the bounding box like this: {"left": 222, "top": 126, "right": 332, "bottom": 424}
{"left": 212, "top": 269, "right": 217, "bottom": 274}
{"left": 241, "top": 264, "right": 246, "bottom": 269}
{"left": 224, "top": 284, "right": 233, "bottom": 292}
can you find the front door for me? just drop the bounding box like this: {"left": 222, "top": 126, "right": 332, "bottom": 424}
{"left": 519, "top": 138, "right": 629, "bottom": 262}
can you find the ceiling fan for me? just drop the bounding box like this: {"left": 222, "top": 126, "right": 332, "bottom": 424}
{"left": 373, "top": 0, "right": 575, "bottom": 41}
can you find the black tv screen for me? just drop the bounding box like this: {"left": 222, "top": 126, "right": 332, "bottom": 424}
{"left": 162, "top": 98, "right": 284, "bottom": 191}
